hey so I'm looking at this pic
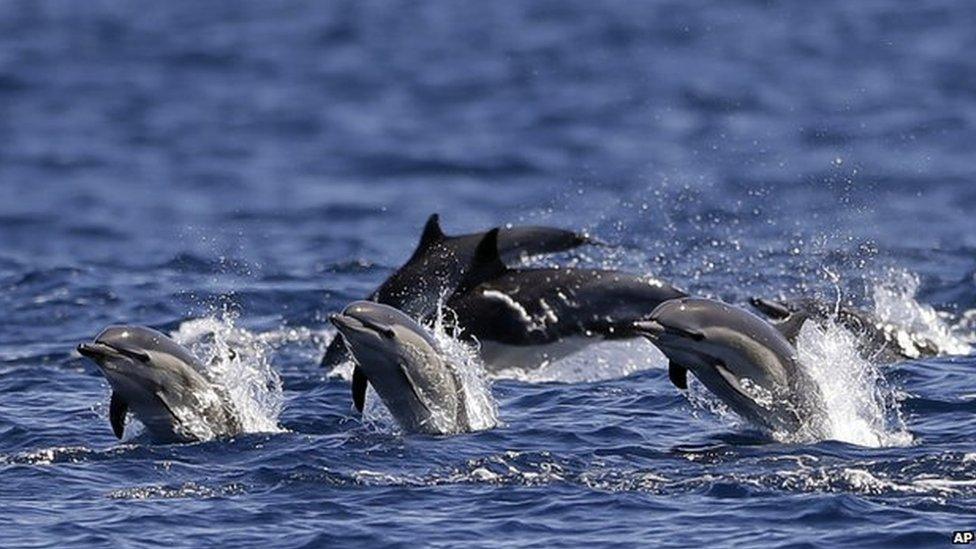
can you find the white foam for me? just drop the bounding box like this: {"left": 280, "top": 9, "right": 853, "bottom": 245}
{"left": 171, "top": 314, "right": 285, "bottom": 435}
{"left": 795, "top": 319, "right": 912, "bottom": 447}
{"left": 872, "top": 269, "right": 974, "bottom": 356}
{"left": 491, "top": 338, "right": 667, "bottom": 383}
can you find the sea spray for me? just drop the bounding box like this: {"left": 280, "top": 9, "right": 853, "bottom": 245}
{"left": 172, "top": 314, "right": 285, "bottom": 434}
{"left": 795, "top": 319, "right": 911, "bottom": 447}
{"left": 872, "top": 269, "right": 974, "bottom": 356}
{"left": 492, "top": 338, "right": 667, "bottom": 383}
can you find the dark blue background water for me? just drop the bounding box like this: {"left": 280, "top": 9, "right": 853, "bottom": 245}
{"left": 2, "top": 1, "right": 975, "bottom": 547}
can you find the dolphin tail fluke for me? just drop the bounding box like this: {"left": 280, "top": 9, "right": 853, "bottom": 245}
{"left": 351, "top": 365, "right": 368, "bottom": 413}
{"left": 109, "top": 391, "right": 128, "bottom": 439}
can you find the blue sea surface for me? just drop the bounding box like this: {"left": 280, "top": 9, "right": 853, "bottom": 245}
{"left": 1, "top": 1, "right": 975, "bottom": 547}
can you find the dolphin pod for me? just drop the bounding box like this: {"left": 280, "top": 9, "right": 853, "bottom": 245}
{"left": 78, "top": 326, "right": 243, "bottom": 443}
{"left": 77, "top": 213, "right": 957, "bottom": 442}
{"left": 320, "top": 214, "right": 596, "bottom": 369}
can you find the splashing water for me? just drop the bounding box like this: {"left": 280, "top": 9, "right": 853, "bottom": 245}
{"left": 492, "top": 339, "right": 667, "bottom": 383}
{"left": 872, "top": 269, "right": 974, "bottom": 356}
{"left": 430, "top": 306, "right": 499, "bottom": 432}
{"left": 171, "top": 314, "right": 285, "bottom": 435}
{"left": 795, "top": 320, "right": 911, "bottom": 447}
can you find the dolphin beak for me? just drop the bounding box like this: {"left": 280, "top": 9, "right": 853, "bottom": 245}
{"left": 633, "top": 319, "right": 666, "bottom": 340}
{"left": 331, "top": 310, "right": 396, "bottom": 339}
{"left": 77, "top": 341, "right": 150, "bottom": 362}
{"left": 329, "top": 313, "right": 353, "bottom": 331}
{"left": 749, "top": 297, "right": 790, "bottom": 319}
{"left": 78, "top": 342, "right": 113, "bottom": 359}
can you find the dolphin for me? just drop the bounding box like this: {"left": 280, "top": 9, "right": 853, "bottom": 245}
{"left": 749, "top": 296, "right": 940, "bottom": 362}
{"left": 444, "top": 230, "right": 687, "bottom": 371}
{"left": 77, "top": 325, "right": 243, "bottom": 443}
{"left": 330, "top": 301, "right": 477, "bottom": 435}
{"left": 321, "top": 213, "right": 596, "bottom": 368}
{"left": 634, "top": 298, "right": 828, "bottom": 438}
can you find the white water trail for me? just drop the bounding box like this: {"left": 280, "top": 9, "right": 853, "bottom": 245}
{"left": 872, "top": 269, "right": 974, "bottom": 356}
{"left": 794, "top": 320, "right": 911, "bottom": 447}
{"left": 171, "top": 313, "right": 285, "bottom": 435}
{"left": 491, "top": 339, "right": 667, "bottom": 383}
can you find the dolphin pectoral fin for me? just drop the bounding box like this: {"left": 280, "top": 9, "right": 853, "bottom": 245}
{"left": 109, "top": 392, "right": 128, "bottom": 439}
{"left": 773, "top": 312, "right": 809, "bottom": 344}
{"left": 398, "top": 362, "right": 433, "bottom": 415}
{"left": 668, "top": 361, "right": 689, "bottom": 390}
{"left": 713, "top": 362, "right": 749, "bottom": 400}
{"left": 351, "top": 365, "right": 368, "bottom": 413}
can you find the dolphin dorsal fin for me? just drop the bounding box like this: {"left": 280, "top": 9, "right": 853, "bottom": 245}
{"left": 351, "top": 365, "right": 369, "bottom": 413}
{"left": 668, "top": 361, "right": 689, "bottom": 390}
{"left": 773, "top": 312, "right": 809, "bottom": 344}
{"left": 408, "top": 214, "right": 447, "bottom": 261}
{"left": 109, "top": 391, "right": 128, "bottom": 439}
{"left": 453, "top": 228, "right": 508, "bottom": 296}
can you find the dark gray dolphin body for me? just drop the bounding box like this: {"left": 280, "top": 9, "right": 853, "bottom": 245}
{"left": 321, "top": 213, "right": 595, "bottom": 368}
{"left": 331, "top": 301, "right": 476, "bottom": 435}
{"left": 635, "top": 298, "right": 828, "bottom": 438}
{"left": 750, "top": 296, "right": 940, "bottom": 362}
{"left": 445, "top": 231, "right": 687, "bottom": 370}
{"left": 78, "top": 326, "right": 243, "bottom": 443}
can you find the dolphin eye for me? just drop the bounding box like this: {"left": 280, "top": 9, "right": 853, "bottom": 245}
{"left": 380, "top": 327, "right": 396, "bottom": 339}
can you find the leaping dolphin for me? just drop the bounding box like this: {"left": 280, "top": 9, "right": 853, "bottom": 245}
{"left": 444, "top": 230, "right": 687, "bottom": 371}
{"left": 749, "top": 296, "right": 941, "bottom": 362}
{"left": 321, "top": 213, "right": 596, "bottom": 368}
{"left": 634, "top": 298, "right": 828, "bottom": 438}
{"left": 78, "top": 326, "right": 243, "bottom": 443}
{"left": 331, "top": 301, "right": 482, "bottom": 435}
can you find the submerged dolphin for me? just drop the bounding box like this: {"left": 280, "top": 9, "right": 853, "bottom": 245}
{"left": 321, "top": 213, "right": 595, "bottom": 368}
{"left": 78, "top": 326, "right": 243, "bottom": 443}
{"left": 331, "top": 301, "right": 479, "bottom": 435}
{"left": 749, "top": 296, "right": 941, "bottom": 362}
{"left": 634, "top": 298, "right": 828, "bottom": 437}
{"left": 445, "top": 230, "right": 687, "bottom": 370}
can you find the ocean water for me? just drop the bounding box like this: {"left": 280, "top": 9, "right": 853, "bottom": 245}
{"left": 2, "top": 1, "right": 976, "bottom": 547}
